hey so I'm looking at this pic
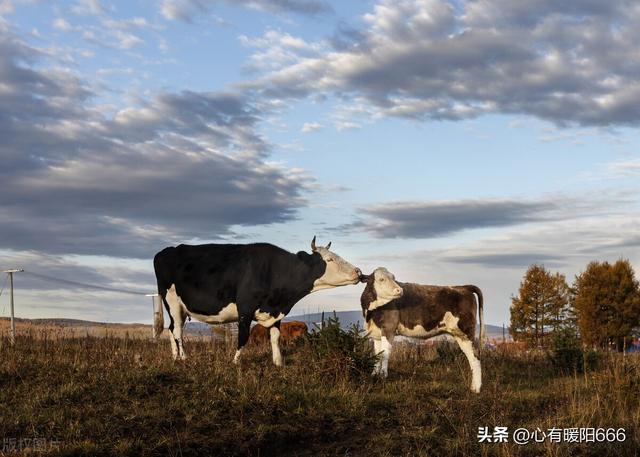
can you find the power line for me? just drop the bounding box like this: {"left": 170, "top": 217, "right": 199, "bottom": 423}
{"left": 21, "top": 270, "right": 149, "bottom": 296}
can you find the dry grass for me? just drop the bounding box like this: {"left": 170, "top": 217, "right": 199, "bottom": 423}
{"left": 0, "top": 331, "right": 638, "bottom": 456}
{"left": 0, "top": 318, "right": 215, "bottom": 341}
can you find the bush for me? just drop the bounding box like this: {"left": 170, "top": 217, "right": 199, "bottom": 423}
{"left": 551, "top": 327, "right": 586, "bottom": 373}
{"left": 435, "top": 340, "right": 462, "bottom": 363}
{"left": 304, "top": 313, "right": 379, "bottom": 380}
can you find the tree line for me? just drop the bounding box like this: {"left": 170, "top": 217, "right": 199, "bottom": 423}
{"left": 509, "top": 259, "right": 640, "bottom": 350}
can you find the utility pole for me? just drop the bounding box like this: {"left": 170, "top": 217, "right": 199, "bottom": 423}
{"left": 3, "top": 269, "right": 24, "bottom": 346}
{"left": 145, "top": 293, "right": 162, "bottom": 338}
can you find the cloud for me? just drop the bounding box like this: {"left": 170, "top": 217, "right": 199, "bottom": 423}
{"left": 243, "top": 0, "right": 640, "bottom": 127}
{"left": 0, "top": 251, "right": 154, "bottom": 293}
{"left": 239, "top": 29, "right": 324, "bottom": 73}
{"left": 349, "top": 198, "right": 560, "bottom": 239}
{"left": 607, "top": 158, "right": 640, "bottom": 176}
{"left": 0, "top": 26, "right": 310, "bottom": 259}
{"left": 51, "top": 15, "right": 147, "bottom": 50}
{"left": 0, "top": 0, "right": 14, "bottom": 15}
{"left": 70, "top": 0, "right": 106, "bottom": 16}
{"left": 160, "top": 0, "right": 332, "bottom": 22}
{"left": 301, "top": 121, "right": 322, "bottom": 133}
{"left": 443, "top": 252, "right": 565, "bottom": 268}
{"left": 436, "top": 212, "right": 640, "bottom": 268}
{"left": 53, "top": 18, "right": 73, "bottom": 32}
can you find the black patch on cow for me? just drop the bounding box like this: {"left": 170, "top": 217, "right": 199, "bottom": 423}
{"left": 154, "top": 243, "right": 327, "bottom": 322}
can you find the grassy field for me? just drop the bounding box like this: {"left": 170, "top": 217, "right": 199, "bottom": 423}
{"left": 0, "top": 329, "right": 638, "bottom": 456}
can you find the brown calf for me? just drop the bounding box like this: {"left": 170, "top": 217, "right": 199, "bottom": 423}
{"left": 249, "top": 321, "right": 308, "bottom": 347}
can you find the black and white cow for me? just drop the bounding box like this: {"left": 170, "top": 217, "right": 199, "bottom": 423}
{"left": 360, "top": 267, "right": 485, "bottom": 393}
{"left": 153, "top": 237, "right": 361, "bottom": 365}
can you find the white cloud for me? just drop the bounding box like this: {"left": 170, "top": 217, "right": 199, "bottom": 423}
{"left": 243, "top": 0, "right": 640, "bottom": 127}
{"left": 0, "top": 27, "right": 312, "bottom": 259}
{"left": 301, "top": 121, "right": 322, "bottom": 133}
{"left": 160, "top": 0, "right": 332, "bottom": 22}
{"left": 606, "top": 158, "right": 640, "bottom": 176}
{"left": 240, "top": 29, "right": 324, "bottom": 72}
{"left": 53, "top": 18, "right": 73, "bottom": 32}
{"left": 0, "top": 0, "right": 14, "bottom": 15}
{"left": 71, "top": 0, "right": 106, "bottom": 16}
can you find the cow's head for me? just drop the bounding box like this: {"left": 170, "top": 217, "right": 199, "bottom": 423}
{"left": 310, "top": 236, "right": 362, "bottom": 291}
{"left": 360, "top": 267, "right": 403, "bottom": 311}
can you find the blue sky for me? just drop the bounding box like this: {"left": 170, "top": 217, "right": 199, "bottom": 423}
{"left": 0, "top": 0, "right": 638, "bottom": 326}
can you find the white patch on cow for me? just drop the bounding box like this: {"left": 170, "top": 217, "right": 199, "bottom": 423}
{"left": 233, "top": 348, "right": 243, "bottom": 364}
{"left": 367, "top": 297, "right": 392, "bottom": 311}
{"left": 165, "top": 284, "right": 187, "bottom": 359}
{"left": 398, "top": 323, "right": 431, "bottom": 338}
{"left": 167, "top": 284, "right": 239, "bottom": 326}
{"left": 254, "top": 310, "right": 285, "bottom": 327}
{"left": 270, "top": 327, "right": 283, "bottom": 366}
{"left": 439, "top": 311, "right": 460, "bottom": 331}
{"left": 378, "top": 335, "right": 392, "bottom": 378}
{"left": 455, "top": 336, "right": 482, "bottom": 393}
{"left": 364, "top": 319, "right": 382, "bottom": 339}
{"left": 372, "top": 338, "right": 383, "bottom": 375}
{"left": 398, "top": 323, "right": 444, "bottom": 339}
{"left": 169, "top": 334, "right": 179, "bottom": 359}
{"left": 189, "top": 303, "right": 239, "bottom": 324}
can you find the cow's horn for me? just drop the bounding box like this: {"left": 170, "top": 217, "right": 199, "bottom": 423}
{"left": 311, "top": 236, "right": 317, "bottom": 252}
{"left": 325, "top": 241, "right": 331, "bottom": 250}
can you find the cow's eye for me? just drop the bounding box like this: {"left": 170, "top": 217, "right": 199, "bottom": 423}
{"left": 326, "top": 258, "right": 334, "bottom": 262}
{"left": 380, "top": 278, "right": 385, "bottom": 282}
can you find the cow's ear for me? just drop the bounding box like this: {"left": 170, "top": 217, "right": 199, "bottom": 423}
{"left": 325, "top": 241, "right": 331, "bottom": 250}
{"left": 361, "top": 281, "right": 376, "bottom": 309}
{"left": 311, "top": 236, "right": 317, "bottom": 252}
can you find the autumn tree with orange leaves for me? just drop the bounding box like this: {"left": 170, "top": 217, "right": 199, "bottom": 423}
{"left": 573, "top": 259, "right": 640, "bottom": 351}
{"left": 510, "top": 264, "right": 573, "bottom": 347}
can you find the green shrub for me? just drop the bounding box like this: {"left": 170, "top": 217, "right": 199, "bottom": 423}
{"left": 551, "top": 327, "right": 585, "bottom": 373}
{"left": 435, "top": 340, "right": 462, "bottom": 363}
{"left": 584, "top": 348, "right": 601, "bottom": 371}
{"left": 304, "top": 313, "right": 379, "bottom": 379}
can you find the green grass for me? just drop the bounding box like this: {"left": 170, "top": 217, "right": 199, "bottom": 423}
{"left": 0, "top": 334, "right": 638, "bottom": 456}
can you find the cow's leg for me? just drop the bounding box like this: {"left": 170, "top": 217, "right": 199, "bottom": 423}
{"left": 372, "top": 338, "right": 383, "bottom": 375}
{"left": 168, "top": 319, "right": 178, "bottom": 359}
{"left": 233, "top": 314, "right": 252, "bottom": 364}
{"left": 175, "top": 315, "right": 187, "bottom": 360}
{"left": 379, "top": 334, "right": 393, "bottom": 378}
{"left": 270, "top": 321, "right": 283, "bottom": 367}
{"left": 454, "top": 335, "right": 482, "bottom": 393}
{"left": 165, "top": 285, "right": 187, "bottom": 360}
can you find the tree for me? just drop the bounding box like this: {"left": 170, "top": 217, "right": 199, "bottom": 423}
{"left": 510, "top": 264, "right": 572, "bottom": 347}
{"left": 574, "top": 259, "right": 640, "bottom": 350}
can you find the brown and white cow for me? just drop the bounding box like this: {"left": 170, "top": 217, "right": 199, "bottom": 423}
{"left": 360, "top": 267, "right": 485, "bottom": 393}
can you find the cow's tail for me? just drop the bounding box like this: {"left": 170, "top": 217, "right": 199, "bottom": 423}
{"left": 464, "top": 285, "right": 485, "bottom": 347}
{"left": 153, "top": 293, "right": 165, "bottom": 339}
{"left": 153, "top": 251, "right": 168, "bottom": 339}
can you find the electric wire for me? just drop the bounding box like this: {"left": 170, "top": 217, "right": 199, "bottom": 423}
{"left": 20, "top": 270, "right": 149, "bottom": 296}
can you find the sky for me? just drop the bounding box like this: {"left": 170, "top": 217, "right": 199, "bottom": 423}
{"left": 0, "top": 0, "right": 639, "bottom": 326}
